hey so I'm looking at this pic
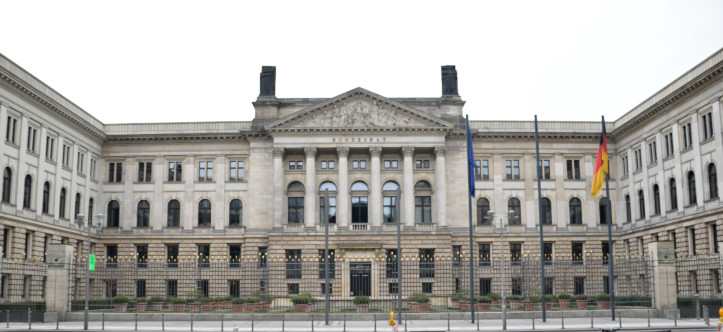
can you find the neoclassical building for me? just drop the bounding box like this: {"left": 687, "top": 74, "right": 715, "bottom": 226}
{"left": 0, "top": 48, "right": 722, "bottom": 301}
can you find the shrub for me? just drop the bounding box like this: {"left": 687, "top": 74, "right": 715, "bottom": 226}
{"left": 593, "top": 293, "right": 610, "bottom": 301}
{"left": 478, "top": 295, "right": 492, "bottom": 303}
{"left": 574, "top": 295, "right": 587, "bottom": 300}
{"left": 149, "top": 297, "right": 164, "bottom": 304}
{"left": 112, "top": 296, "right": 129, "bottom": 304}
{"left": 245, "top": 296, "right": 260, "bottom": 304}
{"left": 451, "top": 292, "right": 467, "bottom": 302}
{"left": 489, "top": 293, "right": 500, "bottom": 301}
{"left": 409, "top": 293, "right": 429, "bottom": 304}
{"left": 529, "top": 296, "right": 541, "bottom": 303}
{"left": 253, "top": 291, "right": 272, "bottom": 303}
{"left": 507, "top": 295, "right": 524, "bottom": 301}
{"left": 231, "top": 298, "right": 246, "bottom": 305}
{"left": 169, "top": 297, "right": 185, "bottom": 304}
{"left": 353, "top": 296, "right": 370, "bottom": 305}
{"left": 543, "top": 295, "right": 555, "bottom": 302}
{"left": 291, "top": 292, "right": 314, "bottom": 305}
{"left": 556, "top": 293, "right": 571, "bottom": 300}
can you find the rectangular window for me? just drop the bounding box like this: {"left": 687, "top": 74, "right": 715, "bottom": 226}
{"left": 702, "top": 112, "right": 714, "bottom": 141}
{"left": 108, "top": 162, "right": 123, "bottom": 183}
{"left": 511, "top": 277, "right": 523, "bottom": 296}
{"left": 572, "top": 242, "right": 584, "bottom": 264}
{"left": 689, "top": 271, "right": 698, "bottom": 294}
{"left": 166, "top": 244, "right": 178, "bottom": 268}
{"left": 544, "top": 277, "right": 554, "bottom": 295}
{"left": 682, "top": 122, "right": 693, "bottom": 150}
{"left": 419, "top": 249, "right": 435, "bottom": 278}
{"left": 648, "top": 141, "right": 658, "bottom": 165}
{"left": 90, "top": 158, "right": 97, "bottom": 180}
{"left": 26, "top": 126, "right": 37, "bottom": 153}
{"left": 136, "top": 279, "right": 146, "bottom": 298}
{"left": 106, "top": 244, "right": 118, "bottom": 268}
{"left": 712, "top": 269, "right": 721, "bottom": 294}
{"left": 664, "top": 132, "right": 675, "bottom": 158}
{"left": 688, "top": 227, "right": 696, "bottom": 256}
{"left": 136, "top": 244, "right": 148, "bottom": 268}
{"left": 415, "top": 196, "right": 432, "bottom": 224}
{"left": 45, "top": 136, "right": 55, "bottom": 161}
{"left": 196, "top": 280, "right": 209, "bottom": 298}
{"left": 383, "top": 160, "right": 399, "bottom": 169}
{"left": 634, "top": 148, "right": 642, "bottom": 172}
{"left": 574, "top": 277, "right": 585, "bottom": 295}
{"left": 543, "top": 242, "right": 553, "bottom": 265}
{"left": 22, "top": 275, "right": 31, "bottom": 299}
{"left": 5, "top": 116, "right": 17, "bottom": 144}
{"left": 452, "top": 245, "right": 462, "bottom": 267}
{"left": 566, "top": 159, "right": 581, "bottom": 180}
{"left": 505, "top": 159, "right": 520, "bottom": 180}
{"left": 710, "top": 223, "right": 719, "bottom": 254}
{"left": 137, "top": 161, "right": 152, "bottom": 183}
{"left": 539, "top": 159, "right": 551, "bottom": 180}
{"left": 601, "top": 241, "right": 609, "bottom": 265}
{"left": 228, "top": 280, "right": 241, "bottom": 298}
{"left": 510, "top": 243, "right": 522, "bottom": 265}
{"left": 104, "top": 279, "right": 117, "bottom": 298}
{"left": 198, "top": 160, "right": 214, "bottom": 182}
{"left": 474, "top": 160, "right": 481, "bottom": 180}
{"left": 479, "top": 278, "right": 492, "bottom": 296}
{"left": 321, "top": 283, "right": 333, "bottom": 295}
{"left": 415, "top": 159, "right": 431, "bottom": 169}
{"left": 385, "top": 249, "right": 398, "bottom": 278}
{"left": 622, "top": 154, "right": 629, "bottom": 177}
{"left": 388, "top": 282, "right": 399, "bottom": 294}
{"left": 287, "top": 283, "right": 299, "bottom": 295}
{"left": 197, "top": 244, "right": 210, "bottom": 268}
{"left": 288, "top": 160, "right": 304, "bottom": 170}
{"left": 258, "top": 246, "right": 268, "bottom": 268}
{"left": 319, "top": 160, "right": 336, "bottom": 170}
{"left": 24, "top": 231, "right": 32, "bottom": 260}
{"left": 422, "top": 282, "right": 433, "bottom": 294}
{"left": 229, "top": 160, "right": 245, "bottom": 181}
{"left": 351, "top": 160, "right": 367, "bottom": 170}
{"left": 166, "top": 280, "right": 178, "bottom": 297}
{"left": 318, "top": 249, "right": 336, "bottom": 279}
{"left": 167, "top": 161, "right": 182, "bottom": 182}
{"left": 479, "top": 243, "right": 491, "bottom": 266}
{"left": 229, "top": 244, "right": 241, "bottom": 268}
{"left": 62, "top": 144, "right": 72, "bottom": 168}
{"left": 286, "top": 249, "right": 302, "bottom": 279}
{"left": 288, "top": 197, "right": 304, "bottom": 224}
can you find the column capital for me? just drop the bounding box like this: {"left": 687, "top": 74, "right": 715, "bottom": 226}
{"left": 272, "top": 147, "right": 284, "bottom": 157}
{"left": 304, "top": 146, "right": 317, "bottom": 156}
{"left": 336, "top": 146, "right": 350, "bottom": 157}
{"left": 370, "top": 146, "right": 383, "bottom": 157}
{"left": 402, "top": 145, "right": 415, "bottom": 156}
{"left": 434, "top": 146, "right": 447, "bottom": 156}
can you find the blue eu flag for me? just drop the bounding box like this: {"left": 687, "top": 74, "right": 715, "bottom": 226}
{"left": 465, "top": 115, "right": 475, "bottom": 198}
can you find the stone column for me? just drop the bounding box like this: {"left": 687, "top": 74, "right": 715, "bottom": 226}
{"left": 647, "top": 241, "right": 677, "bottom": 314}
{"left": 304, "top": 147, "right": 317, "bottom": 228}
{"left": 434, "top": 146, "right": 447, "bottom": 227}
{"left": 402, "top": 146, "right": 415, "bottom": 227}
{"left": 369, "top": 146, "right": 382, "bottom": 227}
{"left": 45, "top": 244, "right": 74, "bottom": 317}
{"left": 272, "top": 147, "right": 284, "bottom": 228}
{"left": 711, "top": 100, "right": 723, "bottom": 203}
{"left": 336, "top": 146, "right": 350, "bottom": 228}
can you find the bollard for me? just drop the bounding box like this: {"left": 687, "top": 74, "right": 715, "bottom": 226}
{"left": 447, "top": 311, "right": 450, "bottom": 331}
{"left": 102, "top": 312, "right": 105, "bottom": 330}
{"left": 477, "top": 313, "right": 480, "bottom": 331}
{"left": 531, "top": 312, "right": 535, "bottom": 330}
{"left": 674, "top": 310, "right": 678, "bottom": 327}
{"left": 561, "top": 310, "right": 564, "bottom": 329}
{"left": 162, "top": 313, "right": 165, "bottom": 331}
{"left": 618, "top": 314, "right": 622, "bottom": 328}
{"left": 56, "top": 316, "right": 59, "bottom": 330}
{"left": 190, "top": 313, "right": 194, "bottom": 332}
{"left": 695, "top": 296, "right": 701, "bottom": 320}
{"left": 5, "top": 309, "right": 8, "bottom": 328}
{"left": 704, "top": 306, "right": 710, "bottom": 327}
{"left": 251, "top": 313, "right": 254, "bottom": 332}
{"left": 27, "top": 307, "right": 31, "bottom": 330}
{"left": 221, "top": 314, "right": 224, "bottom": 332}
{"left": 647, "top": 308, "right": 651, "bottom": 327}
{"left": 502, "top": 300, "right": 507, "bottom": 331}
{"left": 374, "top": 313, "right": 377, "bottom": 332}
{"left": 590, "top": 310, "right": 594, "bottom": 328}
{"left": 343, "top": 314, "right": 346, "bottom": 332}
{"left": 282, "top": 314, "right": 285, "bottom": 332}
{"left": 311, "top": 314, "right": 314, "bottom": 332}
{"left": 134, "top": 312, "right": 138, "bottom": 331}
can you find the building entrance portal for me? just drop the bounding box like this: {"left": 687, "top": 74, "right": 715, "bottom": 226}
{"left": 349, "top": 262, "right": 372, "bottom": 297}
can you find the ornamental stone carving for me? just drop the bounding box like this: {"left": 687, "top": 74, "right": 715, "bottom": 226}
{"left": 369, "top": 146, "right": 383, "bottom": 156}
{"left": 289, "top": 97, "right": 432, "bottom": 129}
{"left": 304, "top": 146, "right": 317, "bottom": 155}
{"left": 336, "top": 146, "right": 350, "bottom": 157}
{"left": 402, "top": 145, "right": 415, "bottom": 156}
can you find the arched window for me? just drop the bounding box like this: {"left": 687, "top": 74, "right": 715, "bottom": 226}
{"left": 415, "top": 181, "right": 432, "bottom": 224}
{"left": 637, "top": 189, "right": 645, "bottom": 220}
{"left": 569, "top": 197, "right": 582, "bottom": 225}
{"left": 58, "top": 188, "right": 67, "bottom": 219}
{"left": 137, "top": 200, "right": 150, "bottom": 228}
{"left": 541, "top": 197, "right": 552, "bottom": 225}
{"left": 42, "top": 182, "right": 50, "bottom": 214}
{"left": 2, "top": 167, "right": 11, "bottom": 203}
{"left": 319, "top": 182, "right": 336, "bottom": 224}
{"left": 351, "top": 181, "right": 369, "bottom": 224}
{"left": 477, "top": 198, "right": 490, "bottom": 225}
{"left": 383, "top": 181, "right": 400, "bottom": 224}
{"left": 599, "top": 197, "right": 610, "bottom": 225}
{"left": 287, "top": 181, "right": 305, "bottom": 224}
{"left": 624, "top": 194, "right": 631, "bottom": 223}
{"left": 198, "top": 199, "right": 211, "bottom": 227}
{"left": 229, "top": 199, "right": 242, "bottom": 227}
{"left": 669, "top": 178, "right": 678, "bottom": 210}
{"left": 167, "top": 200, "right": 180, "bottom": 227}
{"left": 652, "top": 184, "right": 661, "bottom": 216}
{"left": 88, "top": 198, "right": 94, "bottom": 226}
{"left": 107, "top": 200, "right": 120, "bottom": 228}
{"left": 74, "top": 193, "right": 82, "bottom": 221}
{"left": 687, "top": 171, "right": 697, "bottom": 206}
{"left": 22, "top": 175, "right": 32, "bottom": 209}
{"left": 508, "top": 197, "right": 521, "bottom": 225}
{"left": 709, "top": 163, "right": 718, "bottom": 200}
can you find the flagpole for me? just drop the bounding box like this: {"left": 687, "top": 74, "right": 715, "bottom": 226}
{"left": 602, "top": 116, "right": 616, "bottom": 321}
{"left": 533, "top": 115, "right": 547, "bottom": 322}
{"left": 465, "top": 115, "right": 476, "bottom": 324}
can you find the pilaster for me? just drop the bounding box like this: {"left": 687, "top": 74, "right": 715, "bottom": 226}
{"left": 369, "top": 146, "right": 382, "bottom": 227}
{"left": 336, "top": 146, "right": 350, "bottom": 228}
{"left": 434, "top": 146, "right": 447, "bottom": 227}
{"left": 304, "top": 147, "right": 317, "bottom": 228}
{"left": 402, "top": 146, "right": 415, "bottom": 227}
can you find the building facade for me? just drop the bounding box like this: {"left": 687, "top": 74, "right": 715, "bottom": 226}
{"left": 0, "top": 49, "right": 722, "bottom": 303}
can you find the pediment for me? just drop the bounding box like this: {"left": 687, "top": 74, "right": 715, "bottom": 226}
{"left": 267, "top": 88, "right": 452, "bottom": 131}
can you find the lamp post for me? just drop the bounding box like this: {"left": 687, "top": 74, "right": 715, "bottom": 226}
{"left": 83, "top": 212, "right": 104, "bottom": 330}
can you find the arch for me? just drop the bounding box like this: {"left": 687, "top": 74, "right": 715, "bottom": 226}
{"left": 477, "top": 197, "right": 490, "bottom": 225}
{"left": 22, "top": 175, "right": 32, "bottom": 209}
{"left": 351, "top": 181, "right": 369, "bottom": 192}
{"left": 198, "top": 199, "right": 211, "bottom": 227}
{"left": 687, "top": 170, "right": 697, "bottom": 206}
{"left": 319, "top": 181, "right": 337, "bottom": 192}
{"left": 229, "top": 199, "right": 242, "bottom": 226}
{"left": 637, "top": 189, "right": 645, "bottom": 220}
{"left": 508, "top": 197, "right": 521, "bottom": 225}
{"left": 599, "top": 197, "right": 610, "bottom": 225}
{"left": 652, "top": 184, "right": 661, "bottom": 215}
{"left": 669, "top": 177, "right": 678, "bottom": 210}
{"left": 709, "top": 163, "right": 718, "bottom": 200}
{"left": 287, "top": 181, "right": 305, "bottom": 192}
{"left": 137, "top": 200, "right": 150, "bottom": 228}
{"left": 318, "top": 182, "right": 337, "bottom": 224}
{"left": 382, "top": 181, "right": 400, "bottom": 224}
{"left": 287, "top": 181, "right": 305, "bottom": 224}
{"left": 569, "top": 197, "right": 582, "bottom": 225}
{"left": 167, "top": 199, "right": 181, "bottom": 227}
{"left": 415, "top": 180, "right": 432, "bottom": 190}
{"left": 351, "top": 181, "right": 369, "bottom": 224}
{"left": 540, "top": 197, "right": 552, "bottom": 225}
{"left": 382, "top": 181, "right": 400, "bottom": 192}
{"left": 107, "top": 200, "right": 120, "bottom": 228}
{"left": 2, "top": 167, "right": 11, "bottom": 203}
{"left": 414, "top": 180, "right": 432, "bottom": 224}
{"left": 42, "top": 182, "right": 50, "bottom": 214}
{"left": 59, "top": 188, "right": 67, "bottom": 219}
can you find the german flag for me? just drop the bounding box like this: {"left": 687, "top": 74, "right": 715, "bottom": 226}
{"left": 591, "top": 120, "right": 609, "bottom": 197}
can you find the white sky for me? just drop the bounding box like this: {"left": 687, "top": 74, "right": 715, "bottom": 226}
{"left": 1, "top": 0, "right": 723, "bottom": 124}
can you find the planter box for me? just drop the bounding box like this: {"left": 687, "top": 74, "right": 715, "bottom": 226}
{"left": 232, "top": 304, "right": 244, "bottom": 313}
{"left": 171, "top": 304, "right": 187, "bottom": 312}
{"left": 597, "top": 301, "right": 610, "bottom": 309}
{"left": 575, "top": 300, "right": 587, "bottom": 310}
{"left": 408, "top": 303, "right": 431, "bottom": 312}
{"left": 135, "top": 303, "right": 146, "bottom": 312}
{"left": 147, "top": 303, "right": 163, "bottom": 311}
{"left": 510, "top": 301, "right": 524, "bottom": 311}
{"left": 558, "top": 300, "right": 570, "bottom": 310}
{"left": 112, "top": 304, "right": 128, "bottom": 312}
{"left": 356, "top": 304, "right": 369, "bottom": 313}
{"left": 294, "top": 304, "right": 312, "bottom": 313}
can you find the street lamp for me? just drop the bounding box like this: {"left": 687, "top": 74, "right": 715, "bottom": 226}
{"left": 83, "top": 212, "right": 104, "bottom": 330}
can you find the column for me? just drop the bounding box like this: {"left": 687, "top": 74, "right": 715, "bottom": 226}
{"left": 151, "top": 157, "right": 164, "bottom": 230}
{"left": 304, "top": 147, "right": 317, "bottom": 228}
{"left": 369, "top": 146, "right": 382, "bottom": 227}
{"left": 15, "top": 115, "right": 28, "bottom": 211}
{"left": 402, "top": 146, "right": 415, "bottom": 227}
{"left": 336, "top": 146, "right": 350, "bottom": 228}
{"left": 434, "top": 146, "right": 447, "bottom": 227}
{"left": 45, "top": 244, "right": 74, "bottom": 316}
{"left": 712, "top": 100, "right": 723, "bottom": 202}
{"left": 690, "top": 115, "right": 705, "bottom": 206}
{"left": 272, "top": 147, "right": 284, "bottom": 228}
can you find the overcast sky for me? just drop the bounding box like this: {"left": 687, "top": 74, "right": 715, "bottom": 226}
{"left": 2, "top": 0, "right": 723, "bottom": 124}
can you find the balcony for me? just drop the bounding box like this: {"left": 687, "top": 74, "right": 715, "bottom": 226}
{"left": 351, "top": 223, "right": 368, "bottom": 231}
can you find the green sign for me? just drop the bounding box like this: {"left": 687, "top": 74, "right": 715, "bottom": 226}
{"left": 89, "top": 254, "right": 96, "bottom": 272}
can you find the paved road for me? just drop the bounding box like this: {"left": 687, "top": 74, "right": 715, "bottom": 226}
{"left": 0, "top": 317, "right": 714, "bottom": 331}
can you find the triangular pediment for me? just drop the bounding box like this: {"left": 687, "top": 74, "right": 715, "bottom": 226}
{"left": 267, "top": 88, "right": 452, "bottom": 131}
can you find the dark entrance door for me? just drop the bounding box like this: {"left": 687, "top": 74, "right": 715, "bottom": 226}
{"left": 350, "top": 262, "right": 371, "bottom": 297}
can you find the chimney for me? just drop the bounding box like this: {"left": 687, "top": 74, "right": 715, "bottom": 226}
{"left": 259, "top": 66, "right": 276, "bottom": 98}
{"left": 441, "top": 65, "right": 459, "bottom": 97}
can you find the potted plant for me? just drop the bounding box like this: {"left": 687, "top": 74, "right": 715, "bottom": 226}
{"left": 557, "top": 293, "right": 571, "bottom": 309}
{"left": 292, "top": 292, "right": 314, "bottom": 312}
{"left": 232, "top": 297, "right": 246, "bottom": 313}
{"left": 543, "top": 295, "right": 555, "bottom": 310}
{"left": 507, "top": 295, "right": 524, "bottom": 311}
{"left": 476, "top": 295, "right": 491, "bottom": 311}
{"left": 408, "top": 293, "right": 431, "bottom": 312}
{"left": 526, "top": 296, "right": 540, "bottom": 311}
{"left": 112, "top": 296, "right": 129, "bottom": 312}
{"left": 353, "top": 296, "right": 370, "bottom": 312}
{"left": 244, "top": 296, "right": 262, "bottom": 312}
{"left": 199, "top": 296, "right": 212, "bottom": 312}
{"left": 253, "top": 291, "right": 272, "bottom": 312}
{"left": 489, "top": 293, "right": 501, "bottom": 305}
{"left": 168, "top": 297, "right": 186, "bottom": 312}
{"left": 594, "top": 293, "right": 610, "bottom": 309}
{"left": 451, "top": 292, "right": 468, "bottom": 310}
{"left": 214, "top": 296, "right": 232, "bottom": 311}
{"left": 575, "top": 295, "right": 588, "bottom": 310}
{"left": 147, "top": 297, "right": 164, "bottom": 311}
{"left": 135, "top": 298, "right": 147, "bottom": 312}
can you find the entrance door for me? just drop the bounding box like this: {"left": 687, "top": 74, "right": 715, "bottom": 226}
{"left": 350, "top": 262, "right": 371, "bottom": 297}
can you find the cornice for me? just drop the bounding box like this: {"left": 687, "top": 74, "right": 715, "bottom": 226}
{"left": 105, "top": 132, "right": 264, "bottom": 143}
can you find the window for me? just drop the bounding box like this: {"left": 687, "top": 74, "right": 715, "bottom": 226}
{"left": 198, "top": 199, "right": 211, "bottom": 227}
{"left": 664, "top": 132, "right": 674, "bottom": 158}
{"left": 510, "top": 243, "right": 522, "bottom": 264}
{"left": 689, "top": 271, "right": 698, "bottom": 293}
{"left": 508, "top": 197, "right": 521, "bottom": 225}
{"left": 572, "top": 242, "right": 584, "bottom": 264}
{"left": 648, "top": 140, "right": 658, "bottom": 165}
{"left": 5, "top": 115, "right": 17, "bottom": 144}
{"left": 1, "top": 167, "right": 11, "bottom": 203}
{"left": 621, "top": 154, "right": 629, "bottom": 177}
{"left": 637, "top": 189, "right": 646, "bottom": 220}
{"left": 505, "top": 159, "right": 520, "bottom": 180}
{"left": 42, "top": 182, "right": 50, "bottom": 214}
{"left": 58, "top": 188, "right": 67, "bottom": 219}
{"left": 1, "top": 228, "right": 9, "bottom": 259}
{"left": 166, "top": 244, "right": 179, "bottom": 268}
{"left": 709, "top": 163, "right": 718, "bottom": 200}
{"left": 22, "top": 175, "right": 32, "bottom": 209}
{"left": 196, "top": 280, "right": 209, "bottom": 297}
{"left": 382, "top": 181, "right": 400, "bottom": 224}
{"left": 670, "top": 178, "right": 678, "bottom": 210}
{"left": 452, "top": 245, "right": 462, "bottom": 267}
{"left": 77, "top": 152, "right": 85, "bottom": 175}
{"left": 474, "top": 159, "right": 489, "bottom": 180}
{"left": 106, "top": 200, "right": 120, "bottom": 228}
{"left": 419, "top": 249, "right": 435, "bottom": 278}
{"left": 415, "top": 181, "right": 432, "bottom": 224}
{"left": 45, "top": 136, "right": 55, "bottom": 161}
{"left": 543, "top": 242, "right": 553, "bottom": 264}
{"left": 682, "top": 122, "right": 693, "bottom": 150}
{"left": 319, "top": 160, "right": 336, "bottom": 170}
{"left": 688, "top": 227, "right": 696, "bottom": 256}
{"left": 167, "top": 200, "right": 180, "bottom": 227}
{"left": 167, "top": 161, "right": 182, "bottom": 182}
{"left": 574, "top": 277, "right": 585, "bottom": 295}
{"left": 652, "top": 184, "right": 661, "bottom": 216}
{"left": 416, "top": 159, "right": 431, "bottom": 170}
{"left": 198, "top": 160, "right": 214, "bottom": 182}
{"left": 422, "top": 282, "right": 433, "bottom": 294}
{"left": 108, "top": 162, "right": 123, "bottom": 183}
{"left": 166, "top": 280, "right": 178, "bottom": 298}
{"left": 624, "top": 194, "right": 631, "bottom": 223}
{"left": 383, "top": 160, "right": 399, "bottom": 169}
{"left": 21, "top": 276, "right": 31, "bottom": 299}
{"left": 602, "top": 241, "right": 610, "bottom": 264}
{"left": 286, "top": 249, "right": 302, "bottom": 279}
{"left": 479, "top": 243, "right": 491, "bottom": 266}
{"left": 480, "top": 278, "right": 492, "bottom": 296}
{"left": 24, "top": 231, "right": 33, "bottom": 260}
{"left": 511, "top": 277, "right": 523, "bottom": 296}
{"left": 87, "top": 198, "right": 94, "bottom": 226}
{"left": 106, "top": 244, "right": 118, "bottom": 267}
{"left": 26, "top": 126, "right": 37, "bottom": 153}
{"left": 634, "top": 148, "right": 642, "bottom": 172}
{"left": 288, "top": 160, "right": 304, "bottom": 170}
{"left": 287, "top": 283, "right": 299, "bottom": 295}
{"left": 569, "top": 197, "right": 582, "bottom": 225}
{"left": 702, "top": 111, "right": 714, "bottom": 141}
{"left": 229, "top": 160, "right": 245, "bottom": 181}
{"left": 541, "top": 197, "right": 552, "bottom": 225}
{"left": 229, "top": 199, "right": 242, "bottom": 226}
{"left": 136, "top": 244, "right": 148, "bottom": 268}
{"left": 61, "top": 144, "right": 71, "bottom": 168}
{"left": 229, "top": 244, "right": 241, "bottom": 268}
{"left": 687, "top": 171, "right": 697, "bottom": 206}
{"left": 287, "top": 181, "right": 305, "bottom": 224}
{"left": 538, "top": 159, "right": 551, "bottom": 180}
{"left": 319, "top": 182, "right": 337, "bottom": 224}
{"left": 197, "top": 244, "right": 210, "bottom": 268}
{"left": 544, "top": 277, "right": 554, "bottom": 295}
{"left": 137, "top": 200, "right": 150, "bottom": 228}
{"left": 566, "top": 159, "right": 581, "bottom": 180}
{"left": 477, "top": 198, "right": 490, "bottom": 225}
{"left": 74, "top": 193, "right": 81, "bottom": 221}
{"left": 351, "top": 181, "right": 369, "bottom": 224}
{"left": 351, "top": 160, "right": 367, "bottom": 170}
{"left": 318, "top": 249, "right": 336, "bottom": 279}
{"left": 385, "top": 249, "right": 399, "bottom": 278}
{"left": 228, "top": 280, "right": 241, "bottom": 298}
{"left": 90, "top": 158, "right": 97, "bottom": 180}
{"left": 257, "top": 247, "right": 268, "bottom": 268}
{"left": 137, "top": 161, "right": 152, "bottom": 183}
